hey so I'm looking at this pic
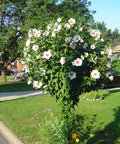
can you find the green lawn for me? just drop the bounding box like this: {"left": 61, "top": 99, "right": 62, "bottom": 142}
{"left": 0, "top": 90, "right": 120, "bottom": 144}
{"left": 0, "top": 81, "right": 34, "bottom": 92}
{"left": 0, "top": 75, "right": 13, "bottom": 80}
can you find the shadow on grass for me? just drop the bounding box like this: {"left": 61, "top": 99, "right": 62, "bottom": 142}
{"left": 103, "top": 90, "right": 120, "bottom": 99}
{"left": 0, "top": 81, "right": 34, "bottom": 92}
{"left": 88, "top": 106, "right": 120, "bottom": 144}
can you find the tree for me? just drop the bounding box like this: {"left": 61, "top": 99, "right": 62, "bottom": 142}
{"left": 112, "top": 28, "right": 120, "bottom": 39}
{"left": 0, "top": 0, "right": 27, "bottom": 82}
{"left": 24, "top": 17, "right": 110, "bottom": 143}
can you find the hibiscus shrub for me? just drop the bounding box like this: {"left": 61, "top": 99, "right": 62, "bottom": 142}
{"left": 24, "top": 17, "right": 109, "bottom": 119}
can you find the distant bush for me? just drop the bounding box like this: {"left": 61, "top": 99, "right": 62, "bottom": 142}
{"left": 111, "top": 58, "right": 120, "bottom": 72}
{"left": 82, "top": 90, "right": 108, "bottom": 100}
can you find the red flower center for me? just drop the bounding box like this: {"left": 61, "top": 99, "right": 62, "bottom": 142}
{"left": 70, "top": 73, "right": 73, "bottom": 76}
{"left": 46, "top": 54, "right": 49, "bottom": 57}
{"left": 37, "top": 83, "right": 40, "bottom": 86}
{"left": 94, "top": 73, "right": 97, "bottom": 76}
{"left": 76, "top": 61, "right": 79, "bottom": 64}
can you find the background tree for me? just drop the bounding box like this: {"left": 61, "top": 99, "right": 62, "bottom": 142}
{"left": 0, "top": 0, "right": 27, "bottom": 82}
{"left": 23, "top": 0, "right": 95, "bottom": 31}
{"left": 0, "top": 0, "right": 59, "bottom": 82}
{"left": 112, "top": 28, "right": 120, "bottom": 40}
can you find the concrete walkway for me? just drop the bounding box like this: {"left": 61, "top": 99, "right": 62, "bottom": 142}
{"left": 0, "top": 121, "right": 24, "bottom": 144}
{"left": 102, "top": 87, "right": 120, "bottom": 91}
{"left": 0, "top": 90, "right": 47, "bottom": 101}
{"left": 0, "top": 133, "right": 10, "bottom": 144}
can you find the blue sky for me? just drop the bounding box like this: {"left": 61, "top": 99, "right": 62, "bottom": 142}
{"left": 89, "top": 0, "right": 120, "bottom": 32}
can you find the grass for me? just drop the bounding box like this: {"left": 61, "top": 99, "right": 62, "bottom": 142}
{"left": 0, "top": 81, "right": 35, "bottom": 92}
{"left": 0, "top": 90, "right": 120, "bottom": 144}
{"left": 0, "top": 75, "right": 13, "bottom": 80}
{"left": 0, "top": 75, "right": 35, "bottom": 92}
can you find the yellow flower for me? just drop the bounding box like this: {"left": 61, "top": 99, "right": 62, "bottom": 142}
{"left": 76, "top": 138, "right": 79, "bottom": 142}
{"left": 90, "top": 134, "right": 94, "bottom": 137}
{"left": 72, "top": 133, "right": 77, "bottom": 139}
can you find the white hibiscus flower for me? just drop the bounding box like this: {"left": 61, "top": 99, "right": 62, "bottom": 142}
{"left": 100, "top": 38, "right": 104, "bottom": 42}
{"left": 52, "top": 31, "right": 56, "bottom": 37}
{"left": 95, "top": 29, "right": 101, "bottom": 40}
{"left": 73, "top": 35, "right": 81, "bottom": 42}
{"left": 26, "top": 39, "right": 31, "bottom": 47}
{"left": 60, "top": 57, "right": 65, "bottom": 65}
{"left": 32, "top": 28, "right": 40, "bottom": 37}
{"left": 40, "top": 68, "right": 45, "bottom": 76}
{"left": 78, "top": 27, "right": 83, "bottom": 32}
{"left": 91, "top": 57, "right": 98, "bottom": 64}
{"left": 101, "top": 51, "right": 105, "bottom": 55}
{"left": 33, "top": 81, "right": 42, "bottom": 88}
{"left": 81, "top": 55, "right": 84, "bottom": 60}
{"left": 70, "top": 41, "right": 76, "bottom": 49}
{"left": 89, "top": 29, "right": 96, "bottom": 37}
{"left": 28, "top": 30, "right": 33, "bottom": 38}
{"left": 36, "top": 54, "right": 41, "bottom": 59}
{"left": 72, "top": 58, "right": 82, "bottom": 66}
{"left": 43, "top": 50, "right": 52, "bottom": 59}
{"left": 53, "top": 22, "right": 62, "bottom": 31}
{"left": 68, "top": 18, "right": 75, "bottom": 25}
{"left": 84, "top": 52, "right": 89, "bottom": 57}
{"left": 91, "top": 45, "right": 95, "bottom": 49}
{"left": 47, "top": 24, "right": 52, "bottom": 30}
{"left": 91, "top": 70, "right": 100, "bottom": 79}
{"left": 65, "top": 37, "right": 72, "bottom": 42}
{"left": 83, "top": 43, "right": 88, "bottom": 49}
{"left": 106, "top": 49, "right": 112, "bottom": 56}
{"left": 26, "top": 57, "right": 30, "bottom": 61}
{"left": 24, "top": 65, "right": 29, "bottom": 73}
{"left": 109, "top": 75, "right": 114, "bottom": 81}
{"left": 43, "top": 30, "right": 49, "bottom": 36}
{"left": 57, "top": 17, "right": 62, "bottom": 22}
{"left": 68, "top": 71, "right": 76, "bottom": 80}
{"left": 32, "top": 45, "right": 39, "bottom": 51}
{"left": 27, "top": 80, "right": 32, "bottom": 85}
{"left": 80, "top": 39, "right": 84, "bottom": 43}
{"left": 64, "top": 23, "right": 71, "bottom": 29}
{"left": 36, "top": 30, "right": 42, "bottom": 37}
{"left": 78, "top": 23, "right": 81, "bottom": 27}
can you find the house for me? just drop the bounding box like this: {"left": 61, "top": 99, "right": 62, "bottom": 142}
{"left": 111, "top": 38, "right": 120, "bottom": 60}
{"left": 8, "top": 58, "right": 24, "bottom": 72}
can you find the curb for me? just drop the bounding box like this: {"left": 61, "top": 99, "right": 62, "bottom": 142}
{"left": 0, "top": 121, "right": 24, "bottom": 144}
